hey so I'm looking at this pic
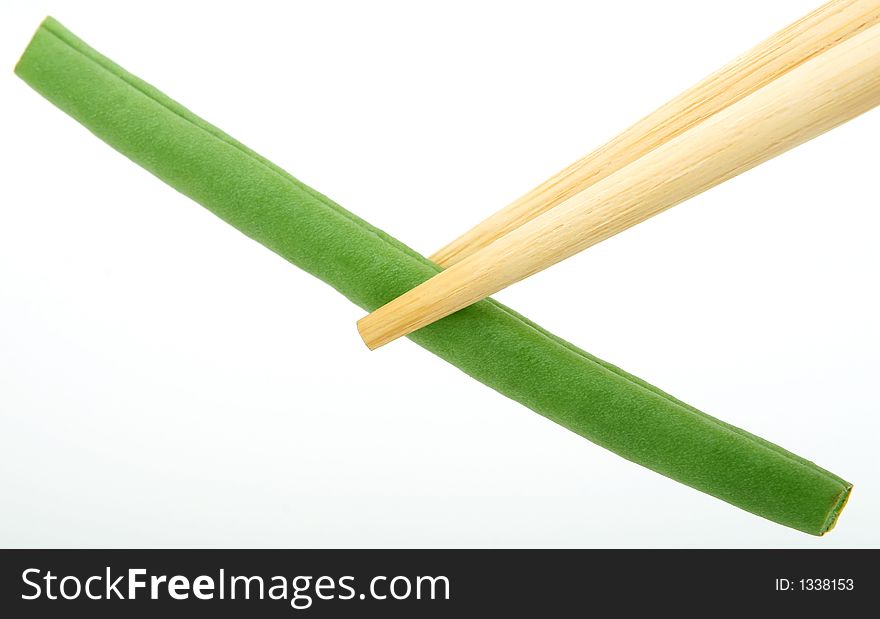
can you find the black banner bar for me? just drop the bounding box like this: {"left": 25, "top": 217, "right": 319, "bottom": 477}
{"left": 1, "top": 549, "right": 875, "bottom": 616}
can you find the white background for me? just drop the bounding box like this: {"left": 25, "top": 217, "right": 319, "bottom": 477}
{"left": 1, "top": 0, "right": 878, "bottom": 548}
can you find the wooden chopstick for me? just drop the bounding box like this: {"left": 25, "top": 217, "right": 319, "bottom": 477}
{"left": 358, "top": 20, "right": 880, "bottom": 349}
{"left": 430, "top": 0, "right": 880, "bottom": 268}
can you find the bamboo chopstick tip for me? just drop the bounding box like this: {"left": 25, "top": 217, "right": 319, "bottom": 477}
{"left": 357, "top": 314, "right": 388, "bottom": 350}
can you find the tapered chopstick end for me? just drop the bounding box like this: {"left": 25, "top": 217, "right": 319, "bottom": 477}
{"left": 357, "top": 313, "right": 392, "bottom": 351}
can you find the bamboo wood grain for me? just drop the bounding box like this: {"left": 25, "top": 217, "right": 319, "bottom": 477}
{"left": 359, "top": 21, "right": 880, "bottom": 349}
{"left": 429, "top": 0, "right": 880, "bottom": 267}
